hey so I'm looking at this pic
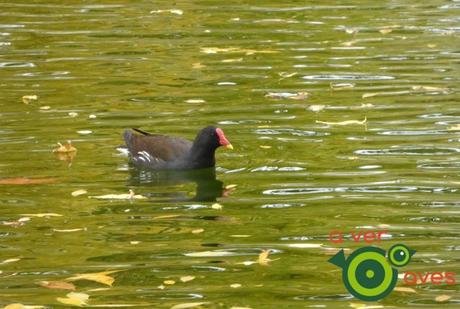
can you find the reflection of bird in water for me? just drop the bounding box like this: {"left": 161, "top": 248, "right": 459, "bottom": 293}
{"left": 126, "top": 167, "right": 226, "bottom": 202}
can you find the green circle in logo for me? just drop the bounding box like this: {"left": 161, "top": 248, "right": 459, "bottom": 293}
{"left": 343, "top": 246, "right": 397, "bottom": 301}
{"left": 388, "top": 244, "right": 411, "bottom": 267}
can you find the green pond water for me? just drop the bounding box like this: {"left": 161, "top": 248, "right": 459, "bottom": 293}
{"left": 0, "top": 0, "right": 459, "bottom": 308}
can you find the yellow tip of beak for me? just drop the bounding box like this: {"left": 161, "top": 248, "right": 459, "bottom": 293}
{"left": 225, "top": 144, "right": 234, "bottom": 150}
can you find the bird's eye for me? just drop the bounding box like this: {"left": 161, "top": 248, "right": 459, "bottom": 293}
{"left": 387, "top": 244, "right": 413, "bottom": 267}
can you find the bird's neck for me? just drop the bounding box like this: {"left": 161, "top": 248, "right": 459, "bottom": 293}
{"left": 188, "top": 144, "right": 216, "bottom": 168}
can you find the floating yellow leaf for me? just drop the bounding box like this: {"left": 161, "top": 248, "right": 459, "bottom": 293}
{"left": 258, "top": 250, "right": 271, "bottom": 266}
{"left": 393, "top": 286, "right": 417, "bottom": 293}
{"left": 180, "top": 276, "right": 195, "bottom": 283}
{"left": 0, "top": 258, "right": 21, "bottom": 265}
{"left": 225, "top": 184, "right": 237, "bottom": 190}
{"left": 66, "top": 270, "right": 121, "bottom": 286}
{"left": 57, "top": 292, "right": 89, "bottom": 307}
{"left": 316, "top": 117, "right": 367, "bottom": 126}
{"left": 163, "top": 280, "right": 176, "bottom": 285}
{"left": 90, "top": 190, "right": 146, "bottom": 200}
{"left": 150, "top": 9, "right": 183, "bottom": 15}
{"left": 53, "top": 141, "right": 77, "bottom": 153}
{"left": 20, "top": 213, "right": 62, "bottom": 218}
{"left": 230, "top": 283, "right": 242, "bottom": 288}
{"left": 1, "top": 305, "right": 45, "bottom": 309}
{"left": 22, "top": 95, "right": 38, "bottom": 104}
{"left": 259, "top": 145, "right": 271, "bottom": 149}
{"left": 435, "top": 295, "right": 451, "bottom": 302}
{"left": 170, "top": 302, "right": 210, "bottom": 309}
{"left": 211, "top": 203, "right": 223, "bottom": 210}
{"left": 191, "top": 228, "right": 204, "bottom": 234}
{"left": 53, "top": 228, "right": 86, "bottom": 233}
{"left": 185, "top": 99, "right": 205, "bottom": 104}
{"left": 71, "top": 189, "right": 88, "bottom": 197}
{"left": 448, "top": 124, "right": 460, "bottom": 131}
{"left": 38, "top": 280, "right": 76, "bottom": 290}
{"left": 379, "top": 28, "right": 393, "bottom": 34}
{"left": 222, "top": 58, "right": 243, "bottom": 63}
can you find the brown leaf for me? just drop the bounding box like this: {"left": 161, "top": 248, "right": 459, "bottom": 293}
{"left": 38, "top": 280, "right": 76, "bottom": 290}
{"left": 53, "top": 141, "right": 77, "bottom": 153}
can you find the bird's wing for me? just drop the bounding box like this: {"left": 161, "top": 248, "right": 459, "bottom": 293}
{"left": 123, "top": 130, "right": 193, "bottom": 165}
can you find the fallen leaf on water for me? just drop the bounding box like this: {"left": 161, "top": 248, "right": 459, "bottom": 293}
{"left": 191, "top": 228, "right": 204, "bottom": 234}
{"left": 0, "top": 258, "right": 21, "bottom": 265}
{"left": 237, "top": 261, "right": 257, "bottom": 266}
{"left": 2, "top": 305, "right": 45, "bottom": 309}
{"left": 170, "top": 302, "right": 210, "bottom": 309}
{"left": 3, "top": 217, "right": 30, "bottom": 227}
{"left": 211, "top": 203, "right": 223, "bottom": 210}
{"left": 53, "top": 228, "right": 86, "bottom": 233}
{"left": 258, "top": 250, "right": 272, "bottom": 266}
{"left": 71, "top": 189, "right": 88, "bottom": 197}
{"left": 412, "top": 85, "right": 446, "bottom": 92}
{"left": 130, "top": 241, "right": 140, "bottom": 245}
{"left": 0, "top": 177, "right": 57, "bottom": 185}
{"left": 38, "top": 280, "right": 76, "bottom": 290}
{"left": 259, "top": 145, "right": 271, "bottom": 149}
{"left": 89, "top": 114, "right": 97, "bottom": 119}
{"left": 89, "top": 190, "right": 146, "bottom": 200}
{"left": 316, "top": 117, "right": 367, "bottom": 126}
{"left": 230, "top": 283, "right": 242, "bottom": 288}
{"left": 222, "top": 58, "right": 243, "bottom": 63}
{"left": 225, "top": 184, "right": 237, "bottom": 190}
{"left": 40, "top": 106, "right": 50, "bottom": 110}
{"left": 185, "top": 99, "right": 205, "bottom": 104}
{"left": 427, "top": 44, "right": 437, "bottom": 48}
{"left": 68, "top": 112, "right": 78, "bottom": 118}
{"left": 57, "top": 292, "right": 89, "bottom": 307}
{"left": 308, "top": 105, "right": 326, "bottom": 112}
{"left": 180, "top": 276, "right": 195, "bottom": 283}
{"left": 379, "top": 28, "right": 393, "bottom": 34}
{"left": 20, "top": 213, "right": 62, "bottom": 218}
{"left": 150, "top": 9, "right": 183, "bottom": 15}
{"left": 393, "top": 287, "right": 417, "bottom": 293}
{"left": 77, "top": 130, "right": 92, "bottom": 135}
{"left": 435, "top": 295, "right": 451, "bottom": 302}
{"left": 53, "top": 141, "right": 77, "bottom": 153}
{"left": 22, "top": 95, "right": 38, "bottom": 104}
{"left": 447, "top": 124, "right": 460, "bottom": 131}
{"left": 164, "top": 280, "right": 176, "bottom": 285}
{"left": 66, "top": 270, "right": 121, "bottom": 286}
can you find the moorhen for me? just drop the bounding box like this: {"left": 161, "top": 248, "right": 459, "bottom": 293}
{"left": 123, "top": 126, "right": 233, "bottom": 170}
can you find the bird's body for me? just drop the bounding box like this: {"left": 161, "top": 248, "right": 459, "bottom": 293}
{"left": 123, "top": 126, "right": 232, "bottom": 170}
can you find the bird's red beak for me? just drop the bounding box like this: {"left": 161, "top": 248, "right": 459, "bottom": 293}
{"left": 216, "top": 128, "right": 233, "bottom": 150}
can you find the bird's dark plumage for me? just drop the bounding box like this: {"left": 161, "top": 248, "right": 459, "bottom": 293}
{"left": 123, "top": 126, "right": 232, "bottom": 170}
